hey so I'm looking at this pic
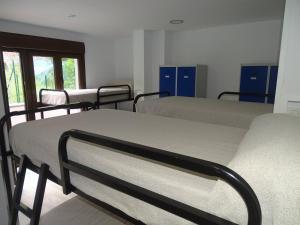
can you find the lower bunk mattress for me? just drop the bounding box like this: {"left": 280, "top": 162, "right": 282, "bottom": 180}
{"left": 136, "top": 96, "right": 273, "bottom": 129}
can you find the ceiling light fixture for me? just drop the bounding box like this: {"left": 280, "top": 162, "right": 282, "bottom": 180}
{"left": 68, "top": 14, "right": 77, "bottom": 18}
{"left": 170, "top": 19, "right": 184, "bottom": 24}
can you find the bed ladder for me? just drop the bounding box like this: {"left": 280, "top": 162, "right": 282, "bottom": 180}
{"left": 9, "top": 155, "right": 49, "bottom": 225}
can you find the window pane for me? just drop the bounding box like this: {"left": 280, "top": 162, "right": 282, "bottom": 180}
{"left": 62, "top": 58, "right": 79, "bottom": 89}
{"left": 3, "top": 51, "right": 26, "bottom": 125}
{"left": 33, "top": 56, "right": 55, "bottom": 101}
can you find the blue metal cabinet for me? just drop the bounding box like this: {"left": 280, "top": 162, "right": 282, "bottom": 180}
{"left": 159, "top": 67, "right": 176, "bottom": 96}
{"left": 267, "top": 66, "right": 278, "bottom": 104}
{"left": 177, "top": 67, "right": 196, "bottom": 97}
{"left": 239, "top": 66, "right": 269, "bottom": 103}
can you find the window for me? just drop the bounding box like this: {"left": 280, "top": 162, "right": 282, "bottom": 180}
{"left": 62, "top": 58, "right": 79, "bottom": 90}
{"left": 0, "top": 31, "right": 86, "bottom": 122}
{"left": 33, "top": 56, "right": 55, "bottom": 101}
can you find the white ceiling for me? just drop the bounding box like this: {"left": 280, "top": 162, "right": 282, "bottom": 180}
{"left": 0, "top": 0, "right": 285, "bottom": 38}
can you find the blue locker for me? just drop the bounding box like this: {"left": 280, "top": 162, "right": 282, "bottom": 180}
{"left": 267, "top": 66, "right": 278, "bottom": 104}
{"left": 159, "top": 67, "right": 176, "bottom": 96}
{"left": 240, "top": 66, "right": 268, "bottom": 103}
{"left": 177, "top": 67, "right": 196, "bottom": 97}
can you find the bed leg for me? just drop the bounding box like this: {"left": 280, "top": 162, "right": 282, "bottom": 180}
{"left": 114, "top": 103, "right": 118, "bottom": 110}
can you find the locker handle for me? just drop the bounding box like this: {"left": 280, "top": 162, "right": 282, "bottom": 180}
{"left": 250, "top": 76, "right": 257, "bottom": 80}
{"left": 184, "top": 75, "right": 189, "bottom": 79}
{"left": 164, "top": 75, "right": 170, "bottom": 78}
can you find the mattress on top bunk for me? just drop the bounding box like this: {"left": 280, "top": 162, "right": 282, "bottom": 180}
{"left": 136, "top": 96, "right": 274, "bottom": 129}
{"left": 206, "top": 113, "right": 300, "bottom": 225}
{"left": 9, "top": 109, "right": 246, "bottom": 225}
{"left": 41, "top": 87, "right": 131, "bottom": 105}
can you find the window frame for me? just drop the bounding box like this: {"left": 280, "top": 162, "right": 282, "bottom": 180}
{"left": 0, "top": 32, "right": 86, "bottom": 121}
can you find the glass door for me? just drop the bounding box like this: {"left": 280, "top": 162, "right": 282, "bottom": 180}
{"left": 32, "top": 56, "right": 56, "bottom": 102}
{"left": 2, "top": 51, "right": 26, "bottom": 125}
{"left": 32, "top": 55, "right": 57, "bottom": 119}
{"left": 62, "top": 58, "right": 79, "bottom": 90}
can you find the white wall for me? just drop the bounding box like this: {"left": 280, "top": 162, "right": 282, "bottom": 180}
{"left": 144, "top": 30, "right": 166, "bottom": 92}
{"left": 114, "top": 36, "right": 133, "bottom": 81}
{"left": 0, "top": 20, "right": 115, "bottom": 88}
{"left": 165, "top": 20, "right": 283, "bottom": 98}
{"left": 274, "top": 0, "right": 300, "bottom": 113}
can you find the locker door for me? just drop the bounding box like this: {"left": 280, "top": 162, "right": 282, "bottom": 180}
{"left": 267, "top": 66, "right": 278, "bottom": 104}
{"left": 239, "top": 66, "right": 268, "bottom": 103}
{"left": 159, "top": 67, "right": 176, "bottom": 96}
{"left": 177, "top": 67, "right": 196, "bottom": 97}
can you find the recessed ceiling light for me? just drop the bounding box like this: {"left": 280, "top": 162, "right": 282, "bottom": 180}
{"left": 68, "top": 14, "right": 77, "bottom": 18}
{"left": 170, "top": 19, "right": 184, "bottom": 25}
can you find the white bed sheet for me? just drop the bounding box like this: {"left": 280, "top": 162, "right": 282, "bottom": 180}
{"left": 41, "top": 88, "right": 131, "bottom": 105}
{"left": 9, "top": 109, "right": 246, "bottom": 225}
{"left": 136, "top": 96, "right": 273, "bottom": 129}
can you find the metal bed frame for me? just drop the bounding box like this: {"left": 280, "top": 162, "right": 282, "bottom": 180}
{"left": 96, "top": 84, "right": 133, "bottom": 109}
{"left": 39, "top": 84, "right": 133, "bottom": 114}
{"left": 0, "top": 102, "right": 94, "bottom": 211}
{"left": 1, "top": 104, "right": 262, "bottom": 225}
{"left": 133, "top": 91, "right": 274, "bottom": 112}
{"left": 217, "top": 91, "right": 274, "bottom": 101}
{"left": 133, "top": 91, "right": 170, "bottom": 112}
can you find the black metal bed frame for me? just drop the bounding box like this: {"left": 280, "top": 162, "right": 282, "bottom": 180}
{"left": 39, "top": 89, "right": 71, "bottom": 118}
{"left": 96, "top": 84, "right": 133, "bottom": 109}
{"left": 58, "top": 129, "right": 261, "bottom": 225}
{"left": 39, "top": 84, "right": 133, "bottom": 113}
{"left": 0, "top": 102, "right": 94, "bottom": 211}
{"left": 133, "top": 91, "right": 170, "bottom": 112}
{"left": 1, "top": 104, "right": 262, "bottom": 225}
{"left": 133, "top": 91, "right": 274, "bottom": 113}
{"left": 217, "top": 91, "right": 274, "bottom": 101}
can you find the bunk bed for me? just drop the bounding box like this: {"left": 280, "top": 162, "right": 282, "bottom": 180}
{"left": 0, "top": 106, "right": 263, "bottom": 225}
{"left": 39, "top": 84, "right": 133, "bottom": 115}
{"left": 133, "top": 92, "right": 274, "bottom": 128}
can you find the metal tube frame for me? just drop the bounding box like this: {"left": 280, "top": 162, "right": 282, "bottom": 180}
{"left": 0, "top": 102, "right": 95, "bottom": 211}
{"left": 217, "top": 91, "right": 274, "bottom": 101}
{"left": 96, "top": 84, "right": 133, "bottom": 110}
{"left": 58, "top": 129, "right": 262, "bottom": 225}
{"left": 39, "top": 89, "right": 71, "bottom": 118}
{"left": 133, "top": 91, "right": 170, "bottom": 112}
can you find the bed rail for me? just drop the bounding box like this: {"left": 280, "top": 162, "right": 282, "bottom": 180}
{"left": 0, "top": 102, "right": 94, "bottom": 211}
{"left": 133, "top": 91, "right": 170, "bottom": 112}
{"left": 218, "top": 91, "right": 274, "bottom": 100}
{"left": 58, "top": 129, "right": 262, "bottom": 225}
{"left": 96, "top": 84, "right": 132, "bottom": 109}
{"left": 39, "top": 89, "right": 71, "bottom": 118}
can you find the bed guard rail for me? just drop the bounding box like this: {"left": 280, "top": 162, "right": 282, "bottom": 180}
{"left": 0, "top": 102, "right": 95, "bottom": 211}
{"left": 39, "top": 89, "right": 71, "bottom": 117}
{"left": 133, "top": 91, "right": 170, "bottom": 112}
{"left": 96, "top": 84, "right": 132, "bottom": 109}
{"left": 58, "top": 129, "right": 261, "bottom": 225}
{"left": 218, "top": 91, "right": 274, "bottom": 100}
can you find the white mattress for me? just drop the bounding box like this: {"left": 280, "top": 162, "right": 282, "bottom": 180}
{"left": 9, "top": 109, "right": 246, "bottom": 225}
{"left": 136, "top": 96, "right": 273, "bottom": 129}
{"left": 205, "top": 113, "right": 300, "bottom": 225}
{"left": 41, "top": 88, "right": 131, "bottom": 105}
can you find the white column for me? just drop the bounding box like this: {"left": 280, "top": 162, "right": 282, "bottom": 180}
{"left": 133, "top": 30, "right": 145, "bottom": 94}
{"left": 274, "top": 0, "right": 300, "bottom": 113}
{"left": 133, "top": 30, "right": 166, "bottom": 94}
